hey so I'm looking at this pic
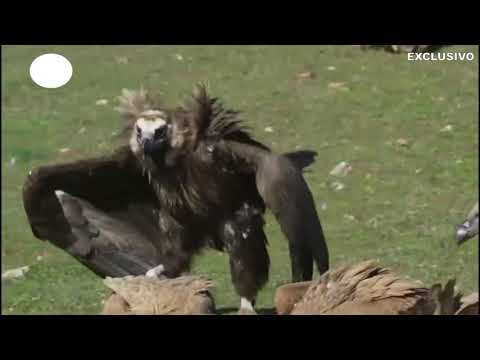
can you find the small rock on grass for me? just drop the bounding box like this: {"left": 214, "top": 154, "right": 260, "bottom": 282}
{"left": 295, "top": 71, "right": 315, "bottom": 80}
{"left": 328, "top": 82, "right": 349, "bottom": 91}
{"left": 440, "top": 124, "right": 453, "bottom": 132}
{"left": 329, "top": 161, "right": 352, "bottom": 177}
{"left": 331, "top": 181, "right": 345, "bottom": 191}
{"left": 114, "top": 56, "right": 129, "bottom": 64}
{"left": 96, "top": 99, "right": 109, "bottom": 106}
{"left": 2, "top": 266, "right": 30, "bottom": 280}
{"left": 396, "top": 138, "right": 410, "bottom": 146}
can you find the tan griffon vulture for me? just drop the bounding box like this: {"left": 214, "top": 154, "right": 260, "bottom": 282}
{"left": 101, "top": 275, "right": 216, "bottom": 315}
{"left": 275, "top": 260, "right": 478, "bottom": 315}
{"left": 275, "top": 260, "right": 437, "bottom": 315}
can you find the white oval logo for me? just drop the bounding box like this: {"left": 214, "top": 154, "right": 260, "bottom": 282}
{"left": 29, "top": 54, "right": 73, "bottom": 89}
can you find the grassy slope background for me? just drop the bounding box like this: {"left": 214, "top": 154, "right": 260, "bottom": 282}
{"left": 1, "top": 45, "right": 478, "bottom": 314}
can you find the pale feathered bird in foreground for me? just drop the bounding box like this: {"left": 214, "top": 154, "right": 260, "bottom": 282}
{"left": 275, "top": 260, "right": 435, "bottom": 315}
{"left": 101, "top": 275, "right": 216, "bottom": 315}
{"left": 456, "top": 202, "right": 478, "bottom": 245}
{"left": 275, "top": 260, "right": 478, "bottom": 315}
{"left": 99, "top": 263, "right": 477, "bottom": 315}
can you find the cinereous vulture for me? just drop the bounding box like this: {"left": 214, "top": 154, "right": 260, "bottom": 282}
{"left": 23, "top": 84, "right": 329, "bottom": 313}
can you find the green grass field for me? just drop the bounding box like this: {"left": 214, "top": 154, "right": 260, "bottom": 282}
{"left": 2, "top": 45, "right": 478, "bottom": 315}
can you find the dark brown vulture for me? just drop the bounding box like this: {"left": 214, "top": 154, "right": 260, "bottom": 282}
{"left": 22, "top": 84, "right": 329, "bottom": 313}
{"left": 456, "top": 201, "right": 478, "bottom": 245}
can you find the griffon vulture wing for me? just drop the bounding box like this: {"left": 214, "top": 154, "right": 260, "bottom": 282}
{"left": 23, "top": 145, "right": 164, "bottom": 278}
{"left": 185, "top": 85, "right": 329, "bottom": 282}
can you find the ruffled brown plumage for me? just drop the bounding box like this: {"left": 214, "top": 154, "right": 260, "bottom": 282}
{"left": 276, "top": 260, "right": 435, "bottom": 315}
{"left": 115, "top": 88, "right": 165, "bottom": 136}
{"left": 101, "top": 275, "right": 216, "bottom": 315}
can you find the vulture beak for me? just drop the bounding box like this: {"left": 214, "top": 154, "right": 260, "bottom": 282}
{"left": 455, "top": 202, "right": 479, "bottom": 245}
{"left": 135, "top": 114, "right": 169, "bottom": 156}
{"left": 142, "top": 126, "right": 168, "bottom": 156}
{"left": 456, "top": 218, "right": 478, "bottom": 245}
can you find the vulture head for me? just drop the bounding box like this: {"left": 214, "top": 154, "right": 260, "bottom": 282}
{"left": 115, "top": 88, "right": 173, "bottom": 163}
{"left": 455, "top": 202, "right": 478, "bottom": 245}
{"left": 133, "top": 109, "right": 170, "bottom": 157}
{"left": 101, "top": 275, "right": 216, "bottom": 315}
{"left": 116, "top": 85, "right": 210, "bottom": 168}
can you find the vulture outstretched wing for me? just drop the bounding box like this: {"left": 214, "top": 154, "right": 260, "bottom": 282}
{"left": 184, "top": 85, "right": 329, "bottom": 281}
{"left": 23, "top": 145, "right": 164, "bottom": 278}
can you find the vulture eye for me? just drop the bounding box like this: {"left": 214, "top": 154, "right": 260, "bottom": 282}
{"left": 154, "top": 126, "right": 167, "bottom": 140}
{"left": 136, "top": 125, "right": 142, "bottom": 138}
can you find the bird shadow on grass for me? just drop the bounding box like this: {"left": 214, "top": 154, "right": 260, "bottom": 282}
{"left": 216, "top": 307, "right": 277, "bottom": 315}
